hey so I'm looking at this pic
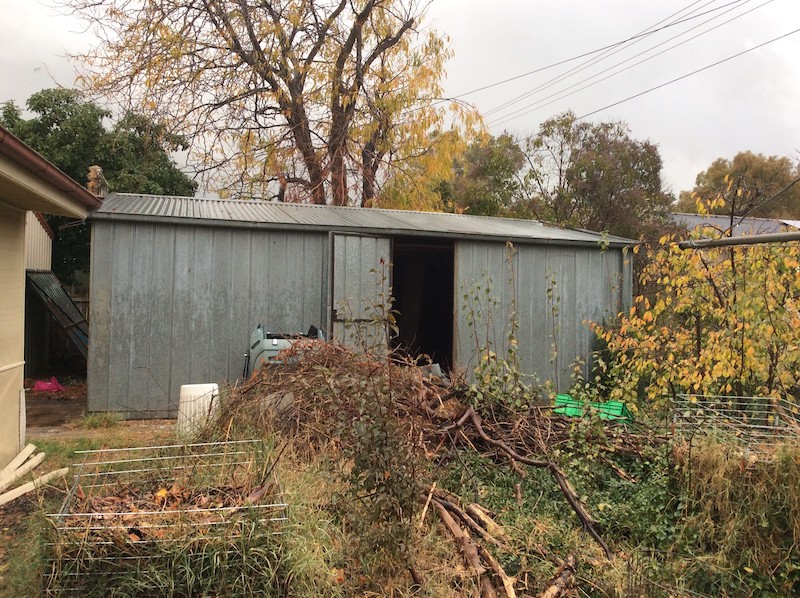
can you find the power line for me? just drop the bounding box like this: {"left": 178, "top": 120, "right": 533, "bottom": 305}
{"left": 576, "top": 26, "right": 800, "bottom": 120}
{"left": 483, "top": 0, "right": 734, "bottom": 117}
{"left": 439, "top": 0, "right": 744, "bottom": 103}
{"left": 488, "top": 0, "right": 770, "bottom": 128}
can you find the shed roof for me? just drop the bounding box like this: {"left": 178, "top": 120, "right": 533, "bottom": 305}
{"left": 92, "top": 193, "right": 635, "bottom": 248}
{"left": 671, "top": 212, "right": 800, "bottom": 237}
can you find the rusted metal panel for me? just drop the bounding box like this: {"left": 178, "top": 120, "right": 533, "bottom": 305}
{"left": 26, "top": 271, "right": 88, "bottom": 359}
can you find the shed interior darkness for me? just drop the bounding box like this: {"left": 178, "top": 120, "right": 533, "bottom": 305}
{"left": 391, "top": 237, "right": 454, "bottom": 370}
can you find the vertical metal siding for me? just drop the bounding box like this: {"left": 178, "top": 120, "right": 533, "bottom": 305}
{"left": 24, "top": 212, "right": 52, "bottom": 270}
{"left": 331, "top": 233, "right": 392, "bottom": 348}
{"left": 454, "top": 241, "right": 627, "bottom": 391}
{"left": 88, "top": 221, "right": 327, "bottom": 416}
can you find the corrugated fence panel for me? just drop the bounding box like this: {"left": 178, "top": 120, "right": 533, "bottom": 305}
{"left": 455, "top": 241, "right": 627, "bottom": 392}
{"left": 89, "top": 221, "right": 327, "bottom": 415}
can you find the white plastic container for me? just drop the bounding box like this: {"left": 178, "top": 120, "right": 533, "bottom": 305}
{"left": 176, "top": 383, "right": 219, "bottom": 437}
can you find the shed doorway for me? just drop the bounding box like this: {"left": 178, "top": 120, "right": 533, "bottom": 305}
{"left": 391, "top": 238, "right": 454, "bottom": 370}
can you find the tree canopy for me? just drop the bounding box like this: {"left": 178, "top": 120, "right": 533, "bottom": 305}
{"left": 440, "top": 113, "right": 673, "bottom": 240}
{"left": 675, "top": 151, "right": 800, "bottom": 218}
{"left": 516, "top": 112, "right": 673, "bottom": 239}
{"left": 63, "top": 0, "right": 477, "bottom": 207}
{"left": 1, "top": 88, "right": 196, "bottom": 286}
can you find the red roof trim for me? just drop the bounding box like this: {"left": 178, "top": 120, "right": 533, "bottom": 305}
{"left": 0, "top": 125, "right": 102, "bottom": 210}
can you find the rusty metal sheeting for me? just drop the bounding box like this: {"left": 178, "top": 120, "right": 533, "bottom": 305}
{"left": 26, "top": 271, "right": 88, "bottom": 359}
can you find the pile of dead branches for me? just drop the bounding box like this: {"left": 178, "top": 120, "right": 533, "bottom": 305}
{"left": 216, "top": 340, "right": 664, "bottom": 597}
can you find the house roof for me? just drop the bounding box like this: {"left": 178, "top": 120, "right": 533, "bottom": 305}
{"left": 92, "top": 192, "right": 635, "bottom": 248}
{"left": 671, "top": 212, "right": 800, "bottom": 237}
{"left": 0, "top": 125, "right": 101, "bottom": 216}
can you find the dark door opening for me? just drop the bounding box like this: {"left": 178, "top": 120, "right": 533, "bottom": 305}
{"left": 391, "top": 237, "right": 454, "bottom": 370}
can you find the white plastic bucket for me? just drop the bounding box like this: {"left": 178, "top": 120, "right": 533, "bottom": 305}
{"left": 176, "top": 383, "right": 219, "bottom": 437}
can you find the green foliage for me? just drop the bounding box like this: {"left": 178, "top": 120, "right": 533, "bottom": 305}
{"left": 676, "top": 150, "right": 800, "bottom": 217}
{"left": 446, "top": 133, "right": 525, "bottom": 216}
{"left": 332, "top": 369, "right": 419, "bottom": 583}
{"left": 330, "top": 282, "right": 420, "bottom": 586}
{"left": 1, "top": 88, "right": 196, "bottom": 286}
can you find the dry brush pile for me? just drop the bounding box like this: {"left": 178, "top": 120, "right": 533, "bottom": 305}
{"left": 208, "top": 339, "right": 668, "bottom": 597}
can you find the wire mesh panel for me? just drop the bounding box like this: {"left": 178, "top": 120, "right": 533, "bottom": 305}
{"left": 44, "top": 440, "right": 288, "bottom": 596}
{"left": 673, "top": 394, "right": 800, "bottom": 447}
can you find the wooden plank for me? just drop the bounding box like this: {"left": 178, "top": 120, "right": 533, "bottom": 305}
{"left": 0, "top": 443, "right": 35, "bottom": 481}
{"left": 0, "top": 451, "right": 46, "bottom": 492}
{"left": 0, "top": 468, "right": 69, "bottom": 508}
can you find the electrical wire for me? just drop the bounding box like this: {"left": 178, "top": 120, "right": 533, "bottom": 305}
{"left": 438, "top": 0, "right": 738, "bottom": 103}
{"left": 483, "top": 0, "right": 734, "bottom": 117}
{"left": 576, "top": 25, "right": 800, "bottom": 120}
{"left": 487, "top": 0, "right": 769, "bottom": 127}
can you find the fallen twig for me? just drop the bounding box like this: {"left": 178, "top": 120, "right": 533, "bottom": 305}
{"left": 433, "top": 499, "right": 497, "bottom": 598}
{"left": 537, "top": 554, "right": 576, "bottom": 598}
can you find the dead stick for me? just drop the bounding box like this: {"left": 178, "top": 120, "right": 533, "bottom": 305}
{"left": 466, "top": 503, "right": 505, "bottom": 539}
{"left": 453, "top": 408, "right": 612, "bottom": 559}
{"left": 434, "top": 494, "right": 503, "bottom": 547}
{"left": 432, "top": 500, "right": 496, "bottom": 598}
{"left": 537, "top": 554, "right": 576, "bottom": 598}
{"left": 418, "top": 482, "right": 436, "bottom": 529}
{"left": 479, "top": 545, "right": 517, "bottom": 598}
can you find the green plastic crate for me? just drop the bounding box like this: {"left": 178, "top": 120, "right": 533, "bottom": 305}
{"left": 553, "top": 394, "right": 633, "bottom": 423}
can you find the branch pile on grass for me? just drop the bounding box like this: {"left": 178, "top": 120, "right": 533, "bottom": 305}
{"left": 215, "top": 340, "right": 664, "bottom": 594}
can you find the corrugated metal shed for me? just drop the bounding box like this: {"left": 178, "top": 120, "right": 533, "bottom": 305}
{"left": 89, "top": 192, "right": 634, "bottom": 417}
{"left": 93, "top": 193, "right": 633, "bottom": 248}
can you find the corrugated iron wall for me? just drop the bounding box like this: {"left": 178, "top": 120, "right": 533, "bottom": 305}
{"left": 88, "top": 221, "right": 328, "bottom": 416}
{"left": 453, "top": 241, "right": 631, "bottom": 391}
{"left": 24, "top": 212, "right": 52, "bottom": 270}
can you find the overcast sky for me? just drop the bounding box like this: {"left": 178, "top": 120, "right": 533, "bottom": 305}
{"left": 2, "top": 0, "right": 799, "bottom": 196}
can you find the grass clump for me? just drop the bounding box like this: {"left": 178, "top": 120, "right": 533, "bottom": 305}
{"left": 79, "top": 411, "right": 122, "bottom": 429}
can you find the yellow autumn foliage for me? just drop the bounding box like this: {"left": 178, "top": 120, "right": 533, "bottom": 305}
{"left": 595, "top": 219, "right": 800, "bottom": 405}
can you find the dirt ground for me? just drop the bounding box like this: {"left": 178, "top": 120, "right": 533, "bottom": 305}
{"left": 24, "top": 377, "right": 88, "bottom": 429}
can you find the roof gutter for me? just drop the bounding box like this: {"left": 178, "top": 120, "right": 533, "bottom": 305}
{"left": 0, "top": 125, "right": 102, "bottom": 210}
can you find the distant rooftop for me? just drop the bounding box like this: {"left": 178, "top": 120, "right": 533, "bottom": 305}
{"left": 672, "top": 212, "right": 800, "bottom": 237}
{"left": 92, "top": 193, "right": 635, "bottom": 248}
